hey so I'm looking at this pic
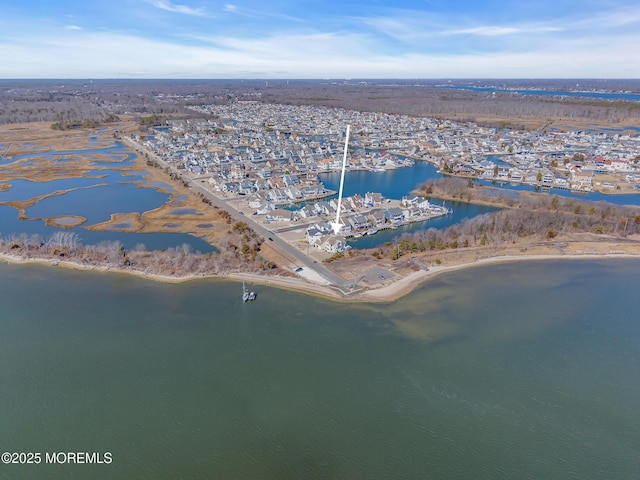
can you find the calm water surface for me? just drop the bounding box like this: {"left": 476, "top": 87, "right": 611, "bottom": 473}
{"left": 1, "top": 259, "right": 638, "bottom": 479}
{"left": 433, "top": 85, "right": 640, "bottom": 102}
{"left": 0, "top": 205, "right": 215, "bottom": 253}
{"left": 0, "top": 142, "right": 214, "bottom": 252}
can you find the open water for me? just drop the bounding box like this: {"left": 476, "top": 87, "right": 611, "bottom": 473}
{"left": 433, "top": 84, "right": 640, "bottom": 102}
{"left": 1, "top": 259, "right": 638, "bottom": 479}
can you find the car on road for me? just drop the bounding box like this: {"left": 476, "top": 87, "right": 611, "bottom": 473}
{"left": 268, "top": 237, "right": 273, "bottom": 241}
{"left": 294, "top": 267, "right": 303, "bottom": 272}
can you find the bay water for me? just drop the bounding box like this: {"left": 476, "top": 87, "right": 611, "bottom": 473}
{"left": 1, "top": 259, "right": 638, "bottom": 479}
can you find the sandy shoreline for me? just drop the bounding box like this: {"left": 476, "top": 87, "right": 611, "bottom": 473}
{"left": 2, "top": 250, "right": 638, "bottom": 303}
{"left": 3, "top": 120, "right": 640, "bottom": 303}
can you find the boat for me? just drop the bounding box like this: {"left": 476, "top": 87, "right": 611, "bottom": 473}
{"left": 242, "top": 281, "right": 257, "bottom": 302}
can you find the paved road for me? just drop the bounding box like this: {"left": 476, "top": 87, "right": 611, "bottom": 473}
{"left": 122, "top": 137, "right": 351, "bottom": 291}
{"left": 189, "top": 179, "right": 350, "bottom": 289}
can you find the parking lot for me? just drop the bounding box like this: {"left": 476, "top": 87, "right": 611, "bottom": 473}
{"left": 360, "top": 266, "right": 397, "bottom": 285}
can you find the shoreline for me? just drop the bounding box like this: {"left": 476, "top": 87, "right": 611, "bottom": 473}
{"left": 2, "top": 250, "right": 639, "bottom": 303}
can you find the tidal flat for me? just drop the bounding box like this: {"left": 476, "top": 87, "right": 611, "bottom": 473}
{"left": 0, "top": 123, "right": 221, "bottom": 252}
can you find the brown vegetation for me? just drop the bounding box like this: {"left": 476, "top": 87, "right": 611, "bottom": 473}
{"left": 360, "top": 177, "right": 640, "bottom": 261}
{"left": 3, "top": 79, "right": 640, "bottom": 290}
{"left": 3, "top": 79, "right": 639, "bottom": 131}
{"left": 0, "top": 231, "right": 283, "bottom": 278}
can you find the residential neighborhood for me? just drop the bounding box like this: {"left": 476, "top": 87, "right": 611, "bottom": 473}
{"left": 140, "top": 102, "right": 640, "bottom": 199}
{"left": 133, "top": 101, "right": 640, "bottom": 255}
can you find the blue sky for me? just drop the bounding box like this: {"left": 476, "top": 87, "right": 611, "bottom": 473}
{"left": 1, "top": 0, "right": 639, "bottom": 78}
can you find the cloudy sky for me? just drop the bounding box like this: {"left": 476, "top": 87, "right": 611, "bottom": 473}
{"left": 1, "top": 0, "right": 639, "bottom": 78}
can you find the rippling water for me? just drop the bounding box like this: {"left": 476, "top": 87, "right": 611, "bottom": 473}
{"left": 0, "top": 260, "right": 639, "bottom": 479}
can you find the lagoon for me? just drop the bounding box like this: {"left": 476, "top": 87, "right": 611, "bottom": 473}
{"left": 319, "top": 160, "right": 440, "bottom": 200}
{"left": 0, "top": 142, "right": 216, "bottom": 252}
{"left": 24, "top": 181, "right": 169, "bottom": 226}
{"left": 319, "top": 158, "right": 640, "bottom": 249}
{"left": 348, "top": 200, "right": 497, "bottom": 249}
{"left": 0, "top": 205, "right": 215, "bottom": 252}
{"left": 1, "top": 259, "right": 638, "bottom": 479}
{"left": 476, "top": 178, "right": 640, "bottom": 206}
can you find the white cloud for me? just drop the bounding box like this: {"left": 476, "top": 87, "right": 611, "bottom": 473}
{"left": 222, "top": 3, "right": 306, "bottom": 22}
{"left": 65, "top": 25, "right": 83, "bottom": 31}
{"left": 0, "top": 12, "right": 638, "bottom": 79}
{"left": 363, "top": 11, "right": 565, "bottom": 45}
{"left": 441, "top": 26, "right": 563, "bottom": 36}
{"left": 221, "top": 3, "right": 257, "bottom": 18}
{"left": 148, "top": 0, "right": 210, "bottom": 17}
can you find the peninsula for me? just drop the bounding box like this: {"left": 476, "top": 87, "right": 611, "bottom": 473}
{"left": 2, "top": 79, "right": 640, "bottom": 301}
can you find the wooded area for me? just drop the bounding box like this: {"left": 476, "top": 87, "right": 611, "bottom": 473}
{"left": 1, "top": 79, "right": 639, "bottom": 127}
{"left": 363, "top": 178, "right": 640, "bottom": 260}
{"left": 0, "top": 230, "right": 282, "bottom": 278}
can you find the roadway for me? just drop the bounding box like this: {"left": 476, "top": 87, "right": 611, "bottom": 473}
{"left": 121, "top": 137, "right": 351, "bottom": 291}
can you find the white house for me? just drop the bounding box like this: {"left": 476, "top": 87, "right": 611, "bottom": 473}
{"left": 346, "top": 214, "right": 370, "bottom": 230}
{"left": 319, "top": 235, "right": 348, "bottom": 253}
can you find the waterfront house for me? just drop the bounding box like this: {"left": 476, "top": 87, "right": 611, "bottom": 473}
{"left": 402, "top": 208, "right": 422, "bottom": 219}
{"left": 266, "top": 189, "right": 289, "bottom": 203}
{"left": 314, "top": 201, "right": 335, "bottom": 216}
{"left": 347, "top": 214, "right": 370, "bottom": 230}
{"left": 509, "top": 169, "right": 523, "bottom": 182}
{"left": 333, "top": 218, "right": 352, "bottom": 236}
{"left": 284, "top": 187, "right": 303, "bottom": 201}
{"left": 497, "top": 166, "right": 510, "bottom": 179}
{"left": 453, "top": 163, "right": 476, "bottom": 175}
{"left": 401, "top": 194, "right": 430, "bottom": 209}
{"left": 329, "top": 198, "right": 347, "bottom": 213}
{"left": 351, "top": 194, "right": 366, "bottom": 209}
{"left": 571, "top": 171, "right": 593, "bottom": 190}
{"left": 368, "top": 209, "right": 387, "bottom": 227}
{"left": 401, "top": 194, "right": 420, "bottom": 206}
{"left": 365, "top": 192, "right": 383, "bottom": 206}
{"left": 385, "top": 207, "right": 404, "bottom": 222}
{"left": 300, "top": 185, "right": 323, "bottom": 198}
{"left": 299, "top": 205, "right": 316, "bottom": 219}
{"left": 319, "top": 235, "right": 348, "bottom": 254}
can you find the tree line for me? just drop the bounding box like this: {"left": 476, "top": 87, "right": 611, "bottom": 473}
{"left": 364, "top": 178, "right": 640, "bottom": 260}
{"left": 3, "top": 79, "right": 639, "bottom": 128}
{"left": 0, "top": 230, "right": 281, "bottom": 277}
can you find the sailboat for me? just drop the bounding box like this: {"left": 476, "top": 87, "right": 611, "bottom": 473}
{"left": 242, "top": 280, "right": 256, "bottom": 302}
